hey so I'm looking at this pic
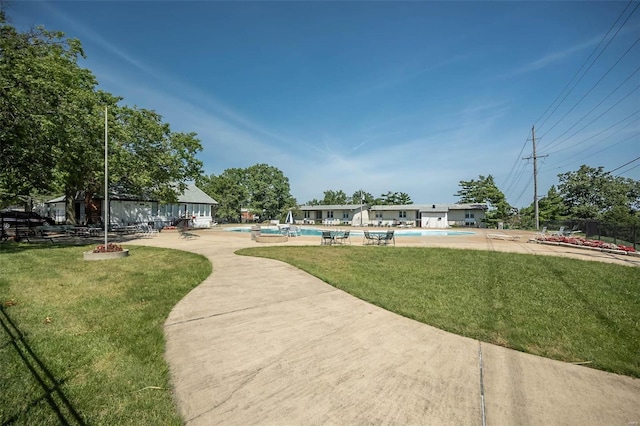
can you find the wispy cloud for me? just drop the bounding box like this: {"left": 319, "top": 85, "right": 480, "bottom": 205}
{"left": 502, "top": 36, "right": 600, "bottom": 78}
{"left": 41, "top": 1, "right": 314, "bottom": 157}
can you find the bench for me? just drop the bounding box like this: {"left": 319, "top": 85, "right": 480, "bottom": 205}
{"left": 16, "top": 226, "right": 54, "bottom": 243}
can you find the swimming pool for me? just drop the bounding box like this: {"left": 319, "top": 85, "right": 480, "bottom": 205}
{"left": 226, "top": 226, "right": 475, "bottom": 237}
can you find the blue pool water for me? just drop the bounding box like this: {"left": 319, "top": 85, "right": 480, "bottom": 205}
{"left": 226, "top": 226, "right": 475, "bottom": 237}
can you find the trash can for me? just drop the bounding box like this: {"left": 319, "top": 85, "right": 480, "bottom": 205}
{"left": 251, "top": 225, "right": 261, "bottom": 240}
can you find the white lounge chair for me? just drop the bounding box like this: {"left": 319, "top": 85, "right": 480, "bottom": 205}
{"left": 486, "top": 233, "right": 520, "bottom": 241}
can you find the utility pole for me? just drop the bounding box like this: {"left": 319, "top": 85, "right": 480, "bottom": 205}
{"left": 523, "top": 126, "right": 548, "bottom": 230}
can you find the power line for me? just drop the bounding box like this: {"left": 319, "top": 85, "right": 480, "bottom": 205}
{"left": 615, "top": 163, "right": 640, "bottom": 176}
{"left": 539, "top": 33, "right": 640, "bottom": 143}
{"left": 535, "top": 1, "right": 638, "bottom": 131}
{"left": 538, "top": 64, "right": 640, "bottom": 152}
{"left": 540, "top": 87, "right": 640, "bottom": 156}
{"left": 542, "top": 106, "right": 640, "bottom": 157}
{"left": 546, "top": 129, "right": 640, "bottom": 171}
{"left": 609, "top": 155, "right": 640, "bottom": 173}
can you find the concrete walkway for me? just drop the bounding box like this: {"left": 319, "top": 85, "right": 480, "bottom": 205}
{"left": 131, "top": 229, "right": 640, "bottom": 425}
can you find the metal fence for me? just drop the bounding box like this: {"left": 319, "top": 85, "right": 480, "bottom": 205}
{"left": 543, "top": 220, "right": 638, "bottom": 250}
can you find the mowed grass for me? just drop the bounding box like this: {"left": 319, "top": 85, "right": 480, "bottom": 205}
{"left": 237, "top": 246, "right": 640, "bottom": 377}
{"left": 0, "top": 243, "right": 211, "bottom": 425}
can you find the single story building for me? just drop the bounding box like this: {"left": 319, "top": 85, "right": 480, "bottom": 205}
{"left": 298, "top": 204, "right": 369, "bottom": 226}
{"left": 45, "top": 183, "right": 218, "bottom": 229}
{"left": 298, "top": 203, "right": 487, "bottom": 228}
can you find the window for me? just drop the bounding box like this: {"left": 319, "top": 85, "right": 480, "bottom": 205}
{"left": 375, "top": 212, "right": 383, "bottom": 219}
{"left": 399, "top": 211, "right": 407, "bottom": 218}
{"left": 342, "top": 212, "right": 349, "bottom": 219}
{"left": 327, "top": 211, "right": 334, "bottom": 218}
{"left": 304, "top": 211, "right": 310, "bottom": 219}
{"left": 465, "top": 212, "right": 475, "bottom": 219}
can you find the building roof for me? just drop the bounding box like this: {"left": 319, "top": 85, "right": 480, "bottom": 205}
{"left": 45, "top": 183, "right": 218, "bottom": 205}
{"left": 299, "top": 204, "right": 363, "bottom": 211}
{"left": 369, "top": 203, "right": 488, "bottom": 212}
{"left": 178, "top": 184, "right": 218, "bottom": 205}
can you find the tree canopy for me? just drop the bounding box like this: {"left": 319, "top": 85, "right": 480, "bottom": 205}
{"left": 305, "top": 189, "right": 411, "bottom": 206}
{"left": 0, "top": 16, "right": 203, "bottom": 220}
{"left": 197, "top": 164, "right": 295, "bottom": 222}
{"left": 455, "top": 174, "right": 511, "bottom": 226}
{"left": 557, "top": 165, "right": 639, "bottom": 224}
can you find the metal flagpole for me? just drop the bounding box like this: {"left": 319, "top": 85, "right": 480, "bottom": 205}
{"left": 104, "top": 107, "right": 108, "bottom": 247}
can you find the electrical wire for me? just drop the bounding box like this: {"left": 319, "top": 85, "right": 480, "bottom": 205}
{"left": 609, "top": 155, "right": 640, "bottom": 173}
{"left": 546, "top": 130, "right": 640, "bottom": 171}
{"left": 615, "top": 162, "right": 640, "bottom": 176}
{"left": 538, "top": 64, "right": 640, "bottom": 154}
{"left": 535, "top": 0, "right": 637, "bottom": 132}
{"left": 539, "top": 33, "right": 640, "bottom": 143}
{"left": 542, "top": 106, "right": 640, "bottom": 156}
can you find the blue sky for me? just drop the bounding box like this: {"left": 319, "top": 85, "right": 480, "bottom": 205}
{"left": 8, "top": 1, "right": 640, "bottom": 207}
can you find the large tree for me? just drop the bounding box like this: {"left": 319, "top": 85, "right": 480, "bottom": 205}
{"left": 0, "top": 17, "right": 204, "bottom": 221}
{"left": 244, "top": 164, "right": 296, "bottom": 220}
{"left": 197, "top": 170, "right": 248, "bottom": 222}
{"left": 199, "top": 164, "right": 295, "bottom": 222}
{"left": 0, "top": 18, "right": 99, "bottom": 208}
{"left": 557, "top": 165, "right": 640, "bottom": 223}
{"left": 378, "top": 191, "right": 412, "bottom": 205}
{"left": 321, "top": 189, "right": 348, "bottom": 205}
{"left": 518, "top": 185, "right": 566, "bottom": 228}
{"left": 455, "top": 175, "right": 511, "bottom": 226}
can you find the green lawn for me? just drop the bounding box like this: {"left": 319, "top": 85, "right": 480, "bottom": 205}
{"left": 237, "top": 246, "right": 640, "bottom": 377}
{"left": 0, "top": 243, "right": 211, "bottom": 425}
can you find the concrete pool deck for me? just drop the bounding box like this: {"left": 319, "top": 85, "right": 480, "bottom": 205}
{"left": 130, "top": 227, "right": 640, "bottom": 425}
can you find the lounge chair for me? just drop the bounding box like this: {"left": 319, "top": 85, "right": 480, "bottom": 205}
{"left": 534, "top": 226, "right": 548, "bottom": 238}
{"left": 486, "top": 233, "right": 521, "bottom": 241}
{"left": 550, "top": 226, "right": 565, "bottom": 236}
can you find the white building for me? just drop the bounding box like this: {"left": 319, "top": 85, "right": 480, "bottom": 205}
{"left": 45, "top": 183, "right": 218, "bottom": 229}
{"left": 298, "top": 203, "right": 487, "bottom": 228}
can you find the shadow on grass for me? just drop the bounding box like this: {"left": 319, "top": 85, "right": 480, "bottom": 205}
{"left": 0, "top": 305, "right": 86, "bottom": 425}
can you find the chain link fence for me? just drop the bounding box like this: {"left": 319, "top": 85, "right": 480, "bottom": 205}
{"left": 543, "top": 219, "right": 638, "bottom": 250}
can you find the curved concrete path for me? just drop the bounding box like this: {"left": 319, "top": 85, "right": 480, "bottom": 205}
{"left": 131, "top": 229, "right": 640, "bottom": 425}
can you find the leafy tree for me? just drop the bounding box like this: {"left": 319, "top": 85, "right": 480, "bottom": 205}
{"left": 518, "top": 185, "right": 567, "bottom": 228}
{"left": 557, "top": 165, "right": 640, "bottom": 223}
{"left": 322, "top": 189, "right": 348, "bottom": 205}
{"left": 351, "top": 190, "right": 375, "bottom": 205}
{"left": 0, "top": 17, "right": 204, "bottom": 222}
{"left": 107, "top": 105, "right": 203, "bottom": 203}
{"left": 455, "top": 174, "right": 511, "bottom": 226}
{"left": 197, "top": 172, "right": 247, "bottom": 222}
{"left": 244, "top": 164, "right": 296, "bottom": 220}
{"left": 0, "top": 18, "right": 99, "bottom": 208}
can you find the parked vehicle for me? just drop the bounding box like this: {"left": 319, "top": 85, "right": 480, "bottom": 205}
{"left": 0, "top": 210, "right": 55, "bottom": 229}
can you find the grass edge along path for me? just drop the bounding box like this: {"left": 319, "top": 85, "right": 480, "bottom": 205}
{"left": 237, "top": 246, "right": 640, "bottom": 378}
{"left": 0, "top": 243, "right": 211, "bottom": 425}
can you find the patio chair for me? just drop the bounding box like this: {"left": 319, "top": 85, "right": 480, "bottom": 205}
{"left": 363, "top": 230, "right": 377, "bottom": 245}
{"left": 550, "top": 226, "right": 565, "bottom": 236}
{"left": 321, "top": 230, "right": 335, "bottom": 245}
{"left": 335, "top": 231, "right": 350, "bottom": 244}
{"left": 379, "top": 230, "right": 395, "bottom": 246}
{"left": 289, "top": 225, "right": 300, "bottom": 237}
